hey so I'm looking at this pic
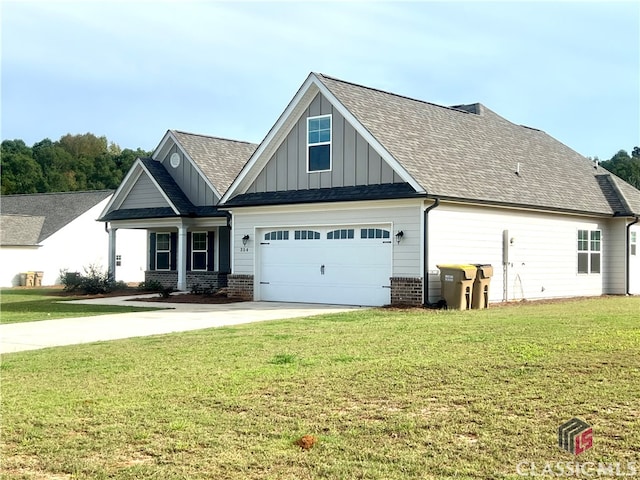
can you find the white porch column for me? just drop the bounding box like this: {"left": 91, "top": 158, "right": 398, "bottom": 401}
{"left": 177, "top": 224, "right": 187, "bottom": 291}
{"left": 108, "top": 226, "right": 117, "bottom": 281}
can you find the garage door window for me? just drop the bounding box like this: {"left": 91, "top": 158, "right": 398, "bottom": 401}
{"left": 294, "top": 230, "right": 320, "bottom": 240}
{"left": 361, "top": 228, "right": 390, "bottom": 239}
{"left": 264, "top": 230, "right": 289, "bottom": 241}
{"left": 327, "top": 229, "right": 354, "bottom": 240}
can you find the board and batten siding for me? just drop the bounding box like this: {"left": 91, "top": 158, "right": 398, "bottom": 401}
{"left": 428, "top": 204, "right": 615, "bottom": 302}
{"left": 247, "top": 92, "right": 403, "bottom": 194}
{"left": 231, "top": 200, "right": 422, "bottom": 279}
{"left": 120, "top": 174, "right": 171, "bottom": 209}
{"left": 159, "top": 146, "right": 218, "bottom": 206}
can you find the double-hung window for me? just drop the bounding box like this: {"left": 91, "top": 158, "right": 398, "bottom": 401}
{"left": 577, "top": 229, "right": 601, "bottom": 274}
{"left": 307, "top": 114, "right": 331, "bottom": 172}
{"left": 631, "top": 231, "right": 637, "bottom": 256}
{"left": 156, "top": 233, "right": 171, "bottom": 270}
{"left": 192, "top": 232, "right": 207, "bottom": 271}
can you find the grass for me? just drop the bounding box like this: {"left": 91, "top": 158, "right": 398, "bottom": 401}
{"left": 0, "top": 288, "right": 164, "bottom": 324}
{"left": 1, "top": 297, "right": 639, "bottom": 479}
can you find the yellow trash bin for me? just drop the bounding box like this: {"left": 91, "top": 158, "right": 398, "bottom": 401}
{"left": 472, "top": 264, "right": 493, "bottom": 309}
{"left": 26, "top": 271, "right": 36, "bottom": 287}
{"left": 436, "top": 264, "right": 477, "bottom": 310}
{"left": 35, "top": 271, "right": 44, "bottom": 287}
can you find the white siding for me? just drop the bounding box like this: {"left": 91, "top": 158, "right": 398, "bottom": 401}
{"left": 603, "top": 218, "right": 626, "bottom": 295}
{"left": 630, "top": 224, "right": 640, "bottom": 295}
{"left": 429, "top": 204, "right": 612, "bottom": 302}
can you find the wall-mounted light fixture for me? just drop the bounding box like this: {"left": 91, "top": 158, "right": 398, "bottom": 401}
{"left": 242, "top": 234, "right": 250, "bottom": 246}
{"left": 395, "top": 230, "right": 404, "bottom": 244}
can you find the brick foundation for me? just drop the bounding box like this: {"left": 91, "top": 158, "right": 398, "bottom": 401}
{"left": 227, "top": 274, "right": 254, "bottom": 301}
{"left": 390, "top": 277, "right": 423, "bottom": 306}
{"left": 144, "top": 271, "right": 228, "bottom": 291}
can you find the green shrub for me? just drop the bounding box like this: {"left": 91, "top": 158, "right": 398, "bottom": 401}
{"left": 59, "top": 265, "right": 121, "bottom": 294}
{"left": 137, "top": 280, "right": 165, "bottom": 292}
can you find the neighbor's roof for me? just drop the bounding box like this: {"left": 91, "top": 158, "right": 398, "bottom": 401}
{"left": 314, "top": 73, "right": 640, "bottom": 216}
{"left": 171, "top": 130, "right": 257, "bottom": 196}
{"left": 0, "top": 214, "right": 46, "bottom": 246}
{"left": 1, "top": 190, "right": 113, "bottom": 242}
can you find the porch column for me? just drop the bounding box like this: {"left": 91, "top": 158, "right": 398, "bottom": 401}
{"left": 108, "top": 226, "right": 117, "bottom": 281}
{"left": 177, "top": 224, "right": 187, "bottom": 290}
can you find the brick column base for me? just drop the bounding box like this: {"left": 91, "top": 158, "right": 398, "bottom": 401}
{"left": 390, "top": 277, "right": 423, "bottom": 306}
{"left": 227, "top": 274, "right": 254, "bottom": 301}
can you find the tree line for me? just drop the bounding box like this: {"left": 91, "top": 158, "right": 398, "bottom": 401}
{"left": 597, "top": 147, "right": 640, "bottom": 190}
{"left": 1, "top": 133, "right": 151, "bottom": 195}
{"left": 1, "top": 134, "right": 639, "bottom": 194}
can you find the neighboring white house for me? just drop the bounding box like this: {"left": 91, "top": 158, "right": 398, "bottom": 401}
{"left": 99, "top": 72, "right": 640, "bottom": 306}
{"left": 0, "top": 191, "right": 146, "bottom": 287}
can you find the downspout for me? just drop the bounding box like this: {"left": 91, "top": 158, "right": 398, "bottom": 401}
{"left": 422, "top": 198, "right": 440, "bottom": 307}
{"left": 626, "top": 216, "right": 639, "bottom": 295}
{"left": 222, "top": 211, "right": 232, "bottom": 229}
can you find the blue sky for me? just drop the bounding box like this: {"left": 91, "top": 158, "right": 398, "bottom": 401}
{"left": 1, "top": 1, "right": 638, "bottom": 160}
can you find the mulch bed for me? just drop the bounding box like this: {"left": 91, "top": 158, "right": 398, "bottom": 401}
{"left": 48, "top": 289, "right": 244, "bottom": 304}
{"left": 132, "top": 293, "right": 244, "bottom": 304}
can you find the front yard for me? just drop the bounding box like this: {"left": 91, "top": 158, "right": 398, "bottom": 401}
{"left": 1, "top": 297, "right": 639, "bottom": 479}
{"left": 0, "top": 288, "right": 163, "bottom": 324}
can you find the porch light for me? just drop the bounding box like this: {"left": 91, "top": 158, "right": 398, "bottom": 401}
{"left": 242, "top": 234, "right": 250, "bottom": 246}
{"left": 395, "top": 230, "right": 404, "bottom": 244}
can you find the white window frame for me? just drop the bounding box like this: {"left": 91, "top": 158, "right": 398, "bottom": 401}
{"left": 307, "top": 114, "right": 332, "bottom": 173}
{"left": 156, "top": 233, "right": 171, "bottom": 271}
{"left": 577, "top": 229, "right": 601, "bottom": 274}
{"left": 191, "top": 231, "right": 208, "bottom": 271}
{"left": 631, "top": 231, "right": 637, "bottom": 256}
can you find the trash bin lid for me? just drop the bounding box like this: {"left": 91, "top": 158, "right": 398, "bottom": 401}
{"left": 474, "top": 264, "right": 494, "bottom": 278}
{"left": 436, "top": 264, "right": 477, "bottom": 279}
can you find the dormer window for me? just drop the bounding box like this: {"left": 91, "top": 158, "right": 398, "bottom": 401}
{"left": 307, "top": 114, "right": 331, "bottom": 172}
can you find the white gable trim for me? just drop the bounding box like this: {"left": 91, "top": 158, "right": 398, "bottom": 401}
{"left": 155, "top": 130, "right": 222, "bottom": 200}
{"left": 98, "top": 158, "right": 180, "bottom": 219}
{"left": 99, "top": 158, "right": 144, "bottom": 219}
{"left": 222, "top": 73, "right": 425, "bottom": 203}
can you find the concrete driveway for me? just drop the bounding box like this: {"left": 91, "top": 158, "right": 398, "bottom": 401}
{"left": 0, "top": 295, "right": 361, "bottom": 354}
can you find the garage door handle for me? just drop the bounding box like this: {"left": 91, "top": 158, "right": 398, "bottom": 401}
{"left": 320, "top": 265, "right": 325, "bottom": 275}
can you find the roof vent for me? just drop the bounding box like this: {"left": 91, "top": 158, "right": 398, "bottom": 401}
{"left": 450, "top": 103, "right": 482, "bottom": 115}
{"left": 515, "top": 163, "right": 521, "bottom": 176}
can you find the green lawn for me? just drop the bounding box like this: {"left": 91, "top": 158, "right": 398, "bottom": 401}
{"left": 1, "top": 297, "right": 639, "bottom": 479}
{"left": 0, "top": 288, "right": 163, "bottom": 324}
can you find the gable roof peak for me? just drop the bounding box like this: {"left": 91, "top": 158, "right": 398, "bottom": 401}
{"left": 170, "top": 129, "right": 256, "bottom": 147}
{"left": 315, "top": 72, "right": 480, "bottom": 117}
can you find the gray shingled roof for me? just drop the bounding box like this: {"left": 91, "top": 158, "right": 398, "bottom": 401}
{"left": 1, "top": 190, "right": 113, "bottom": 242}
{"left": 316, "top": 73, "right": 640, "bottom": 216}
{"left": 171, "top": 131, "right": 257, "bottom": 195}
{"left": 225, "top": 183, "right": 420, "bottom": 207}
{"left": 140, "top": 158, "right": 196, "bottom": 214}
{"left": 0, "top": 214, "right": 45, "bottom": 246}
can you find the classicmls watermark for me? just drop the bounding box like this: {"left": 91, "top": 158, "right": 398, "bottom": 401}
{"left": 515, "top": 418, "right": 637, "bottom": 477}
{"left": 516, "top": 461, "right": 637, "bottom": 477}
{"left": 558, "top": 418, "right": 593, "bottom": 455}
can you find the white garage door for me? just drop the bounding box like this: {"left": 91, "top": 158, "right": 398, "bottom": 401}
{"left": 258, "top": 225, "right": 392, "bottom": 306}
